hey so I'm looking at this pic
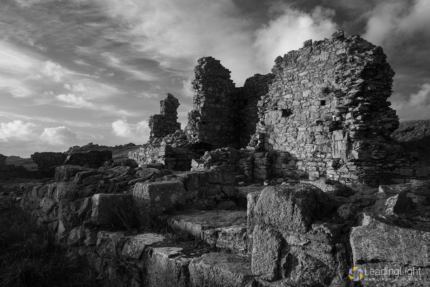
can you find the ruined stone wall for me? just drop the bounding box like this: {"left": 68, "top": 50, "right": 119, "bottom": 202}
{"left": 238, "top": 74, "right": 275, "bottom": 148}
{"left": 185, "top": 58, "right": 274, "bottom": 150}
{"left": 185, "top": 57, "right": 240, "bottom": 149}
{"left": 149, "top": 93, "right": 181, "bottom": 139}
{"left": 251, "top": 31, "right": 427, "bottom": 185}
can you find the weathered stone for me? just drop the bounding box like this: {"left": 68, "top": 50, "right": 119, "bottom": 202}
{"left": 121, "top": 233, "right": 166, "bottom": 259}
{"left": 351, "top": 214, "right": 430, "bottom": 280}
{"left": 385, "top": 191, "right": 415, "bottom": 215}
{"left": 253, "top": 184, "right": 333, "bottom": 232}
{"left": 189, "top": 253, "right": 254, "bottom": 287}
{"left": 55, "top": 165, "right": 90, "bottom": 181}
{"left": 96, "top": 231, "right": 126, "bottom": 258}
{"left": 251, "top": 225, "right": 283, "bottom": 281}
{"left": 145, "top": 247, "right": 191, "bottom": 287}
{"left": 133, "top": 181, "right": 186, "bottom": 227}
{"left": 168, "top": 209, "right": 247, "bottom": 253}
{"left": 67, "top": 226, "right": 86, "bottom": 246}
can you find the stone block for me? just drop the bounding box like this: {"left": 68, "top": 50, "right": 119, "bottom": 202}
{"left": 251, "top": 225, "right": 283, "bottom": 281}
{"left": 351, "top": 214, "right": 430, "bottom": 268}
{"left": 253, "top": 184, "right": 332, "bottom": 233}
{"left": 189, "top": 253, "right": 254, "bottom": 287}
{"left": 133, "top": 181, "right": 186, "bottom": 227}
{"left": 55, "top": 165, "right": 90, "bottom": 182}
{"left": 145, "top": 247, "right": 191, "bottom": 287}
{"left": 96, "top": 231, "right": 126, "bottom": 258}
{"left": 121, "top": 233, "right": 166, "bottom": 260}
{"left": 67, "top": 226, "right": 86, "bottom": 246}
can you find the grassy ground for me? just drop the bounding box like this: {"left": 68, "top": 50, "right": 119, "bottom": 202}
{"left": 0, "top": 196, "right": 99, "bottom": 287}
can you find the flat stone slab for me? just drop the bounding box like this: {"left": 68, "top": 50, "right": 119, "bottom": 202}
{"left": 133, "top": 180, "right": 186, "bottom": 228}
{"left": 167, "top": 209, "right": 247, "bottom": 253}
{"left": 189, "top": 253, "right": 254, "bottom": 287}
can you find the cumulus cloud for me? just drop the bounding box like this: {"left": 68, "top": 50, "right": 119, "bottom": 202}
{"left": 363, "top": 0, "right": 430, "bottom": 47}
{"left": 56, "top": 93, "right": 136, "bottom": 116}
{"left": 181, "top": 78, "right": 194, "bottom": 98}
{"left": 112, "top": 118, "right": 133, "bottom": 137}
{"left": 391, "top": 83, "right": 430, "bottom": 120}
{"left": 40, "top": 126, "right": 78, "bottom": 145}
{"left": 95, "top": 0, "right": 337, "bottom": 85}
{"left": 57, "top": 93, "right": 94, "bottom": 108}
{"left": 0, "top": 120, "right": 37, "bottom": 142}
{"left": 253, "top": 6, "right": 337, "bottom": 70}
{"left": 41, "top": 61, "right": 68, "bottom": 82}
{"left": 112, "top": 118, "right": 150, "bottom": 139}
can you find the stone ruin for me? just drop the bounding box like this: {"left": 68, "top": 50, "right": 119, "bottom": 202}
{"left": 149, "top": 93, "right": 181, "bottom": 140}
{"left": 131, "top": 31, "right": 429, "bottom": 186}
{"left": 12, "top": 31, "right": 430, "bottom": 287}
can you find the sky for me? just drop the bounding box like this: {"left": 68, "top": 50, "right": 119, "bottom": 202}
{"left": 1, "top": 0, "right": 430, "bottom": 157}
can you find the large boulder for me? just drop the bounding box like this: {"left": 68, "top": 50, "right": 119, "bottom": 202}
{"left": 133, "top": 181, "right": 186, "bottom": 228}
{"left": 350, "top": 214, "right": 430, "bottom": 285}
{"left": 253, "top": 184, "right": 333, "bottom": 233}
{"left": 250, "top": 183, "right": 347, "bottom": 286}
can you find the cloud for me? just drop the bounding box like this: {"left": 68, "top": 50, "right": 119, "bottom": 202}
{"left": 40, "top": 126, "right": 78, "bottom": 146}
{"left": 391, "top": 83, "right": 430, "bottom": 120}
{"left": 41, "top": 61, "right": 68, "bottom": 82}
{"left": 56, "top": 93, "right": 136, "bottom": 116}
{"left": 57, "top": 93, "right": 94, "bottom": 108}
{"left": 93, "top": 0, "right": 338, "bottom": 85}
{"left": 363, "top": 0, "right": 430, "bottom": 47}
{"left": 0, "top": 120, "right": 37, "bottom": 142}
{"left": 100, "top": 52, "right": 157, "bottom": 82}
{"left": 253, "top": 6, "right": 337, "bottom": 70}
{"left": 112, "top": 118, "right": 150, "bottom": 139}
{"left": 112, "top": 118, "right": 133, "bottom": 137}
{"left": 181, "top": 78, "right": 194, "bottom": 98}
{"left": 64, "top": 83, "right": 88, "bottom": 93}
{"left": 135, "top": 120, "right": 150, "bottom": 135}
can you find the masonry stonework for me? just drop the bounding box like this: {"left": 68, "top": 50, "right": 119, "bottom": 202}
{"left": 136, "top": 30, "right": 429, "bottom": 186}
{"left": 149, "top": 93, "right": 181, "bottom": 139}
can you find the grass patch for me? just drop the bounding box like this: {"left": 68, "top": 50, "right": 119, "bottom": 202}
{"left": 0, "top": 196, "right": 98, "bottom": 287}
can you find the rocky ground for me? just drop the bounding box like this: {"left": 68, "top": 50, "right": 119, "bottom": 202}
{"left": 4, "top": 154, "right": 428, "bottom": 287}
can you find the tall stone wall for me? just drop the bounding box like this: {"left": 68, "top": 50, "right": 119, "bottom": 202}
{"left": 185, "top": 57, "right": 274, "bottom": 150}
{"left": 149, "top": 93, "right": 181, "bottom": 139}
{"left": 250, "top": 30, "right": 426, "bottom": 185}
{"left": 185, "top": 57, "right": 240, "bottom": 149}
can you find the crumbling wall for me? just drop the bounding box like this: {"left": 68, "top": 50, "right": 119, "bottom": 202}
{"left": 250, "top": 30, "right": 422, "bottom": 185}
{"left": 185, "top": 58, "right": 274, "bottom": 150}
{"left": 149, "top": 93, "right": 181, "bottom": 139}
{"left": 185, "top": 57, "right": 240, "bottom": 149}
{"left": 239, "top": 74, "right": 275, "bottom": 148}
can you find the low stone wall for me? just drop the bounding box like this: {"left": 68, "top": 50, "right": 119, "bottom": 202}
{"left": 128, "top": 143, "right": 198, "bottom": 171}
